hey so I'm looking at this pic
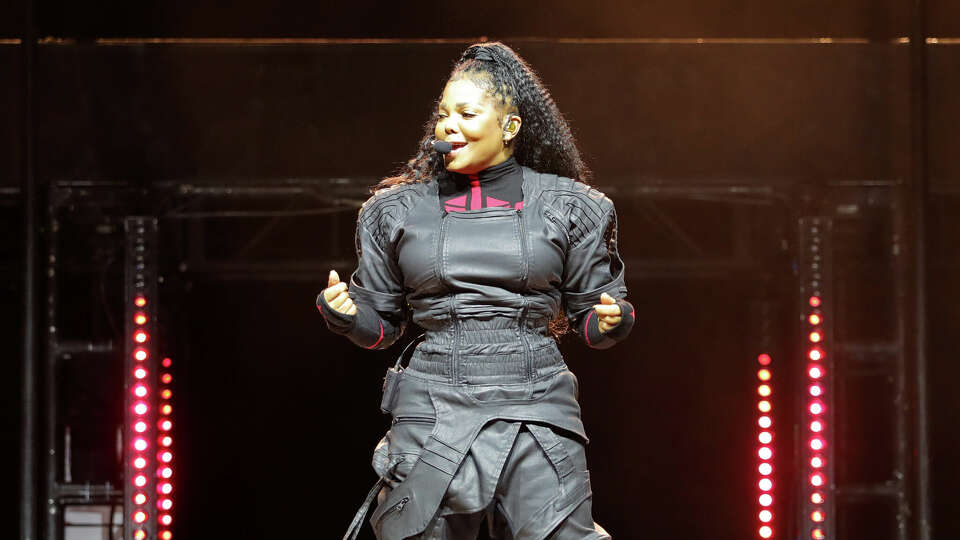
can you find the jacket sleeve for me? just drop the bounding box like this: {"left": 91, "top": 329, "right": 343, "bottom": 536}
{"left": 316, "top": 191, "right": 409, "bottom": 350}
{"left": 560, "top": 200, "right": 635, "bottom": 350}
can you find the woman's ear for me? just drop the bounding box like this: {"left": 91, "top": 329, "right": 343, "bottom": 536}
{"left": 503, "top": 114, "right": 522, "bottom": 143}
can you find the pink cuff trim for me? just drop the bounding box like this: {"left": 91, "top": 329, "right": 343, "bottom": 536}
{"left": 364, "top": 319, "right": 385, "bottom": 349}
{"left": 584, "top": 310, "right": 595, "bottom": 347}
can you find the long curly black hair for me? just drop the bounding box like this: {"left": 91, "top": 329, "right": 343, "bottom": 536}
{"left": 374, "top": 41, "right": 591, "bottom": 191}
{"left": 374, "top": 42, "right": 591, "bottom": 340}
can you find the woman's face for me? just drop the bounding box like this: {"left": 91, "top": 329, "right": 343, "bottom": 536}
{"left": 435, "top": 77, "right": 519, "bottom": 175}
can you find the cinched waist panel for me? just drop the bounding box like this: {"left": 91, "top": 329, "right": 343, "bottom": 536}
{"left": 406, "top": 316, "right": 566, "bottom": 384}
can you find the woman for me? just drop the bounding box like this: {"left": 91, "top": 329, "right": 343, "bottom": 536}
{"left": 317, "top": 42, "right": 635, "bottom": 540}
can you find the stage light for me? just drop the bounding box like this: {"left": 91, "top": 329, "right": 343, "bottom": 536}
{"left": 135, "top": 296, "right": 147, "bottom": 307}
{"left": 159, "top": 498, "right": 173, "bottom": 511}
{"left": 808, "top": 313, "right": 821, "bottom": 325}
{"left": 758, "top": 432, "right": 773, "bottom": 444}
{"left": 812, "top": 528, "right": 825, "bottom": 540}
{"left": 809, "top": 384, "right": 823, "bottom": 397}
{"left": 134, "top": 402, "right": 148, "bottom": 416}
{"left": 809, "top": 296, "right": 821, "bottom": 307}
{"left": 812, "top": 510, "right": 824, "bottom": 522}
{"left": 809, "top": 401, "right": 825, "bottom": 415}
{"left": 809, "top": 331, "right": 822, "bottom": 343}
{"left": 758, "top": 478, "right": 773, "bottom": 491}
{"left": 159, "top": 514, "right": 172, "bottom": 526}
{"left": 759, "top": 526, "right": 773, "bottom": 539}
{"left": 810, "top": 473, "right": 824, "bottom": 487}
{"left": 134, "top": 368, "right": 148, "bottom": 380}
{"left": 810, "top": 420, "right": 823, "bottom": 433}
{"left": 159, "top": 467, "right": 173, "bottom": 479}
{"left": 134, "top": 530, "right": 146, "bottom": 540}
{"left": 759, "top": 494, "right": 773, "bottom": 507}
{"left": 134, "top": 475, "right": 147, "bottom": 487}
{"left": 758, "top": 385, "right": 771, "bottom": 397}
{"left": 134, "top": 349, "right": 148, "bottom": 361}
{"left": 809, "top": 366, "right": 823, "bottom": 379}
{"left": 133, "top": 511, "right": 147, "bottom": 523}
{"left": 134, "top": 384, "right": 148, "bottom": 398}
{"left": 159, "top": 419, "right": 172, "bottom": 431}
{"left": 134, "top": 493, "right": 147, "bottom": 505}
{"left": 758, "top": 416, "right": 772, "bottom": 429}
{"left": 159, "top": 451, "right": 173, "bottom": 463}
{"left": 161, "top": 404, "right": 172, "bottom": 416}
{"left": 162, "top": 357, "right": 172, "bottom": 368}
{"left": 134, "top": 331, "right": 148, "bottom": 343}
{"left": 759, "top": 510, "right": 772, "bottom": 523}
{"left": 135, "top": 313, "right": 147, "bottom": 325}
{"left": 161, "top": 373, "right": 172, "bottom": 384}
{"left": 134, "top": 457, "right": 147, "bottom": 469}
{"left": 757, "top": 369, "right": 771, "bottom": 381}
{"left": 809, "top": 349, "right": 823, "bottom": 361}
{"left": 811, "top": 492, "right": 824, "bottom": 504}
{"left": 758, "top": 463, "right": 772, "bottom": 475}
{"left": 160, "top": 435, "right": 173, "bottom": 447}
{"left": 810, "top": 438, "right": 825, "bottom": 451}
{"left": 134, "top": 421, "right": 147, "bottom": 433}
{"left": 133, "top": 438, "right": 148, "bottom": 451}
{"left": 161, "top": 389, "right": 172, "bottom": 399}
{"left": 758, "top": 447, "right": 773, "bottom": 460}
{"left": 757, "top": 354, "right": 771, "bottom": 366}
{"left": 158, "top": 482, "right": 173, "bottom": 495}
{"left": 160, "top": 530, "right": 172, "bottom": 540}
{"left": 758, "top": 400, "right": 771, "bottom": 413}
{"left": 811, "top": 456, "right": 824, "bottom": 468}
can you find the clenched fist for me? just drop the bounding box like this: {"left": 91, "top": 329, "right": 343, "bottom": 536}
{"left": 593, "top": 292, "right": 622, "bottom": 333}
{"left": 322, "top": 270, "right": 358, "bottom": 316}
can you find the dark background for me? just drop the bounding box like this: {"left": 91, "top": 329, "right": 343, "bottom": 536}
{"left": 3, "top": 1, "right": 958, "bottom": 539}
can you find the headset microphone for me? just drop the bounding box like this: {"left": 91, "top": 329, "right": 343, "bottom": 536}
{"left": 432, "top": 140, "right": 453, "bottom": 154}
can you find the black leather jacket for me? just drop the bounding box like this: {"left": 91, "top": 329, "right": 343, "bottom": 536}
{"left": 317, "top": 166, "right": 635, "bottom": 353}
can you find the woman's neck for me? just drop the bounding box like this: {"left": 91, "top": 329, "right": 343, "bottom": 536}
{"left": 452, "top": 156, "right": 520, "bottom": 184}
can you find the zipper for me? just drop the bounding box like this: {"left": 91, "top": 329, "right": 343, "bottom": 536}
{"left": 382, "top": 496, "right": 410, "bottom": 519}
{"left": 392, "top": 415, "right": 435, "bottom": 425}
{"left": 436, "top": 215, "right": 448, "bottom": 285}
{"left": 515, "top": 210, "right": 533, "bottom": 379}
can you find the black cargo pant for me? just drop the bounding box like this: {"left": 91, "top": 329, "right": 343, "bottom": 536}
{"left": 376, "top": 416, "right": 611, "bottom": 540}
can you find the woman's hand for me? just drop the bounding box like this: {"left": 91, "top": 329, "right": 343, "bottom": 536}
{"left": 323, "top": 270, "right": 358, "bottom": 316}
{"left": 593, "top": 292, "right": 622, "bottom": 333}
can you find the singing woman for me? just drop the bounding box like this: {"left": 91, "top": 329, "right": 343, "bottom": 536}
{"left": 317, "top": 41, "right": 635, "bottom": 539}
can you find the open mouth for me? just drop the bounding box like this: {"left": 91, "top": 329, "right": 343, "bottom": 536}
{"left": 449, "top": 142, "right": 467, "bottom": 155}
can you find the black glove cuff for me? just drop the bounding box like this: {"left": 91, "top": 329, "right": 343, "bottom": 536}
{"left": 583, "top": 298, "right": 635, "bottom": 349}
{"left": 316, "top": 292, "right": 356, "bottom": 334}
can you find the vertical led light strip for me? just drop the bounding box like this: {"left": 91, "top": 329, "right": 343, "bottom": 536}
{"left": 798, "top": 217, "right": 834, "bottom": 540}
{"left": 124, "top": 217, "right": 159, "bottom": 540}
{"left": 157, "top": 357, "right": 174, "bottom": 539}
{"left": 756, "top": 352, "right": 775, "bottom": 539}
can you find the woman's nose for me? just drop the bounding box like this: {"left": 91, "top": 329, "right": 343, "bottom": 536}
{"left": 444, "top": 120, "right": 458, "bottom": 135}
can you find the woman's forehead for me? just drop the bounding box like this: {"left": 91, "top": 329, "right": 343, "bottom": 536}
{"left": 439, "top": 78, "right": 498, "bottom": 108}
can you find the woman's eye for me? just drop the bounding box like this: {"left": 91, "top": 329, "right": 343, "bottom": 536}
{"left": 461, "top": 112, "right": 476, "bottom": 118}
